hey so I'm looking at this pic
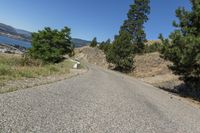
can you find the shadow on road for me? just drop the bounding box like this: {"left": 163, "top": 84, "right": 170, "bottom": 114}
{"left": 159, "top": 83, "right": 200, "bottom": 102}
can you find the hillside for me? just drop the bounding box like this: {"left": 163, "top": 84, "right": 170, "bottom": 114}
{"left": 0, "top": 23, "right": 31, "bottom": 41}
{"left": 0, "top": 23, "right": 16, "bottom": 34}
{"left": 15, "top": 29, "right": 32, "bottom": 38}
{"left": 75, "top": 46, "right": 180, "bottom": 89}
{"left": 130, "top": 52, "right": 180, "bottom": 88}
{"left": 75, "top": 46, "right": 108, "bottom": 68}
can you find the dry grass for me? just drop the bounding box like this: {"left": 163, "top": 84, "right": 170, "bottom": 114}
{"left": 131, "top": 52, "right": 172, "bottom": 77}
{"left": 0, "top": 53, "right": 74, "bottom": 85}
{"left": 145, "top": 40, "right": 162, "bottom": 45}
{"left": 129, "top": 52, "right": 180, "bottom": 86}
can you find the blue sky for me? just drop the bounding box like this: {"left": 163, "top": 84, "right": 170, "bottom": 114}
{"left": 0, "top": 0, "right": 191, "bottom": 41}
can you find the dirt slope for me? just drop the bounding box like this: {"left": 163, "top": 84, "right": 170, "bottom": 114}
{"left": 130, "top": 52, "right": 181, "bottom": 87}
{"left": 133, "top": 52, "right": 171, "bottom": 77}
{"left": 75, "top": 46, "right": 109, "bottom": 68}
{"left": 75, "top": 47, "right": 180, "bottom": 88}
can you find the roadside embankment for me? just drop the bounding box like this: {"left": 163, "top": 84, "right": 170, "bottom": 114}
{"left": 0, "top": 53, "right": 86, "bottom": 93}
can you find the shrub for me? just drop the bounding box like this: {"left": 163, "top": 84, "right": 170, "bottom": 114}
{"left": 20, "top": 54, "right": 43, "bottom": 66}
{"left": 28, "top": 27, "right": 73, "bottom": 63}
{"left": 0, "top": 64, "right": 11, "bottom": 76}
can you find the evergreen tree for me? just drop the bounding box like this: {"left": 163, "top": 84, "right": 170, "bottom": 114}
{"left": 90, "top": 37, "right": 97, "bottom": 47}
{"left": 105, "top": 39, "right": 111, "bottom": 44}
{"left": 99, "top": 41, "right": 106, "bottom": 50}
{"left": 99, "top": 39, "right": 112, "bottom": 53}
{"left": 160, "top": 0, "right": 200, "bottom": 95}
{"left": 120, "top": 0, "right": 150, "bottom": 53}
{"left": 106, "top": 31, "right": 134, "bottom": 72}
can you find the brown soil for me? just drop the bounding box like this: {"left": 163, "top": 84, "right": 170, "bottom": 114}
{"left": 130, "top": 52, "right": 181, "bottom": 88}
{"left": 132, "top": 52, "right": 171, "bottom": 77}
{"left": 75, "top": 46, "right": 109, "bottom": 68}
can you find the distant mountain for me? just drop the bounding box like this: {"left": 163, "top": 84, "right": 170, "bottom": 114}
{"left": 16, "top": 29, "right": 32, "bottom": 38}
{"left": 0, "top": 23, "right": 18, "bottom": 35}
{"left": 0, "top": 23, "right": 31, "bottom": 41}
{"left": 0, "top": 23, "right": 90, "bottom": 48}
{"left": 72, "top": 38, "right": 90, "bottom": 48}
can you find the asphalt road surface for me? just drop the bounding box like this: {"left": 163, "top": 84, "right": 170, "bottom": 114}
{"left": 0, "top": 65, "right": 200, "bottom": 133}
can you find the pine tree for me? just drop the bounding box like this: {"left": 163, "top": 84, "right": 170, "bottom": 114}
{"left": 160, "top": 0, "right": 200, "bottom": 96}
{"left": 99, "top": 39, "right": 111, "bottom": 53}
{"left": 99, "top": 41, "right": 106, "bottom": 50}
{"left": 90, "top": 37, "right": 97, "bottom": 47}
{"left": 121, "top": 0, "right": 150, "bottom": 53}
{"left": 106, "top": 31, "right": 134, "bottom": 72}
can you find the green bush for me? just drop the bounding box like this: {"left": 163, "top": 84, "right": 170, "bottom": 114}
{"left": 28, "top": 27, "right": 73, "bottom": 63}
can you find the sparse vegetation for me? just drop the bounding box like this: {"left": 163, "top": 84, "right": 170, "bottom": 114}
{"left": 0, "top": 54, "right": 74, "bottom": 85}
{"left": 0, "top": 26, "right": 85, "bottom": 92}
{"left": 144, "top": 41, "right": 162, "bottom": 53}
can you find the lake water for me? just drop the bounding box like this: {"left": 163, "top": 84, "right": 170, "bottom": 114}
{"left": 0, "top": 35, "right": 31, "bottom": 48}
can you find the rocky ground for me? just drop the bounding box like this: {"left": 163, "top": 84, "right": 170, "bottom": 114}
{"left": 0, "top": 43, "right": 23, "bottom": 54}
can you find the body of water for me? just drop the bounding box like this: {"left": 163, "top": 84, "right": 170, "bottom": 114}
{"left": 0, "top": 35, "right": 31, "bottom": 48}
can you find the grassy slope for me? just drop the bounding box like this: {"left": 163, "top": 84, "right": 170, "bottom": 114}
{"left": 0, "top": 54, "right": 75, "bottom": 86}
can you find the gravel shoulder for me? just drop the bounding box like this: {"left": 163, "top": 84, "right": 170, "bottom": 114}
{"left": 0, "top": 65, "right": 200, "bottom": 132}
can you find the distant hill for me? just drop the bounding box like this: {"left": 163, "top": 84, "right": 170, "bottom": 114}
{"left": 72, "top": 38, "right": 90, "bottom": 48}
{"left": 0, "top": 23, "right": 18, "bottom": 35}
{"left": 16, "top": 29, "right": 32, "bottom": 38}
{"left": 0, "top": 23, "right": 31, "bottom": 41}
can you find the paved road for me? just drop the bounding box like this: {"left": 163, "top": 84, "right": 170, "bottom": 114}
{"left": 0, "top": 65, "right": 200, "bottom": 133}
